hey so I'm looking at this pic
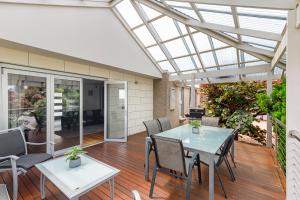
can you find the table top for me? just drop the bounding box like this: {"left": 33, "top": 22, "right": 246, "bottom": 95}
{"left": 36, "top": 154, "right": 120, "bottom": 199}
{"left": 156, "top": 124, "right": 233, "bottom": 154}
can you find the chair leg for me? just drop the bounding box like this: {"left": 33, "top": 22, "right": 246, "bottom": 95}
{"left": 215, "top": 166, "right": 228, "bottom": 199}
{"left": 149, "top": 163, "right": 158, "bottom": 198}
{"left": 11, "top": 159, "right": 18, "bottom": 200}
{"left": 185, "top": 167, "right": 193, "bottom": 200}
{"left": 196, "top": 154, "right": 202, "bottom": 184}
{"left": 229, "top": 151, "right": 237, "bottom": 168}
{"left": 224, "top": 157, "right": 235, "bottom": 182}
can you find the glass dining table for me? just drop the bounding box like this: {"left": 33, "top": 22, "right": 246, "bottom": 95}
{"left": 144, "top": 124, "right": 234, "bottom": 200}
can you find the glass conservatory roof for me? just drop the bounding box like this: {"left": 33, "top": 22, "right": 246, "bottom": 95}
{"left": 114, "top": 0, "right": 287, "bottom": 80}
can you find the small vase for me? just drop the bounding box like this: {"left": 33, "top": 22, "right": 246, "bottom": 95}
{"left": 69, "top": 157, "right": 81, "bottom": 168}
{"left": 192, "top": 127, "right": 199, "bottom": 134}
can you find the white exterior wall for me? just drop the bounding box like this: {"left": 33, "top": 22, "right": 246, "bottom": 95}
{"left": 286, "top": 10, "right": 300, "bottom": 200}
{"left": 0, "top": 45, "right": 153, "bottom": 136}
{"left": 0, "top": 3, "right": 161, "bottom": 78}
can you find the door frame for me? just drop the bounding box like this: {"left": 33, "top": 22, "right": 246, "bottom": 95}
{"left": 50, "top": 75, "right": 83, "bottom": 156}
{"left": 1, "top": 68, "right": 52, "bottom": 153}
{"left": 104, "top": 80, "right": 128, "bottom": 142}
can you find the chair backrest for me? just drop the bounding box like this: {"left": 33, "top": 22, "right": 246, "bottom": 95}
{"left": 201, "top": 116, "right": 220, "bottom": 127}
{"left": 157, "top": 117, "right": 172, "bottom": 132}
{"left": 132, "top": 190, "right": 142, "bottom": 200}
{"left": 0, "top": 127, "right": 26, "bottom": 157}
{"left": 143, "top": 120, "right": 161, "bottom": 137}
{"left": 151, "top": 135, "right": 187, "bottom": 177}
{"left": 216, "top": 134, "right": 235, "bottom": 166}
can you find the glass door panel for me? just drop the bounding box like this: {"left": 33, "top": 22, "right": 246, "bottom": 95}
{"left": 51, "top": 77, "right": 82, "bottom": 154}
{"left": 3, "top": 69, "right": 49, "bottom": 153}
{"left": 104, "top": 81, "right": 127, "bottom": 142}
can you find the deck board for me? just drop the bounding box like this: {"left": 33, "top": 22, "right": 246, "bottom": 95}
{"left": 0, "top": 132, "right": 285, "bottom": 200}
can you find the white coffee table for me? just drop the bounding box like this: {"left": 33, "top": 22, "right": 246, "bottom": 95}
{"left": 35, "top": 154, "right": 120, "bottom": 200}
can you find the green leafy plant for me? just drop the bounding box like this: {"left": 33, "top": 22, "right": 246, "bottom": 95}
{"left": 226, "top": 110, "right": 253, "bottom": 133}
{"left": 189, "top": 119, "right": 201, "bottom": 128}
{"left": 65, "top": 146, "right": 86, "bottom": 161}
{"left": 256, "top": 79, "right": 286, "bottom": 124}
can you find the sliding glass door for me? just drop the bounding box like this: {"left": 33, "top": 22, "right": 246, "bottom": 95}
{"left": 104, "top": 81, "right": 128, "bottom": 142}
{"left": 50, "top": 76, "right": 82, "bottom": 155}
{"left": 2, "top": 69, "right": 50, "bottom": 153}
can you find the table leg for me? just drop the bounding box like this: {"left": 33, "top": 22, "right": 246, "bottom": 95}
{"left": 208, "top": 154, "right": 215, "bottom": 200}
{"left": 145, "top": 138, "right": 150, "bottom": 181}
{"left": 231, "top": 140, "right": 235, "bottom": 163}
{"left": 109, "top": 178, "right": 115, "bottom": 200}
{"left": 40, "top": 173, "right": 46, "bottom": 199}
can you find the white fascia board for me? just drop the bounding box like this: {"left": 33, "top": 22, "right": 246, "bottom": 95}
{"left": 165, "top": 0, "right": 298, "bottom": 10}
{"left": 170, "top": 64, "right": 270, "bottom": 81}
{"left": 0, "top": 0, "right": 110, "bottom": 7}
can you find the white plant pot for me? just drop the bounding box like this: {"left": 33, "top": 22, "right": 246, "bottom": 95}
{"left": 69, "top": 157, "right": 81, "bottom": 168}
{"left": 192, "top": 127, "right": 199, "bottom": 134}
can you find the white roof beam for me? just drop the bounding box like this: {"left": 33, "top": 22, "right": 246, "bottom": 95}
{"left": 0, "top": 0, "right": 110, "bottom": 7}
{"left": 271, "top": 31, "right": 287, "bottom": 70}
{"left": 190, "top": 74, "right": 281, "bottom": 84}
{"left": 164, "top": 0, "right": 298, "bottom": 10}
{"left": 297, "top": 4, "right": 300, "bottom": 29}
{"left": 170, "top": 64, "right": 270, "bottom": 80}
{"left": 136, "top": 0, "right": 275, "bottom": 58}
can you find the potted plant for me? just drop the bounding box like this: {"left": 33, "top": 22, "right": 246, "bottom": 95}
{"left": 65, "top": 146, "right": 87, "bottom": 168}
{"left": 190, "top": 119, "right": 201, "bottom": 134}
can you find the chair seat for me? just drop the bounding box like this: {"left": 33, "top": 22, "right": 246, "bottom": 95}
{"left": 199, "top": 152, "right": 219, "bottom": 166}
{"left": 0, "top": 153, "right": 52, "bottom": 170}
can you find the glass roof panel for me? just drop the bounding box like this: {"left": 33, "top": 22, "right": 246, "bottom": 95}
{"left": 116, "top": 0, "right": 143, "bottom": 28}
{"left": 147, "top": 45, "right": 166, "bottom": 61}
{"left": 242, "top": 52, "right": 259, "bottom": 62}
{"left": 133, "top": 26, "right": 156, "bottom": 47}
{"left": 249, "top": 44, "right": 275, "bottom": 52}
{"left": 237, "top": 7, "right": 287, "bottom": 19}
{"left": 178, "top": 22, "right": 188, "bottom": 34}
{"left": 174, "top": 56, "right": 196, "bottom": 71}
{"left": 215, "top": 47, "right": 237, "bottom": 65}
{"left": 274, "top": 67, "right": 283, "bottom": 75}
{"left": 192, "top": 55, "right": 202, "bottom": 69}
{"left": 151, "top": 16, "right": 180, "bottom": 41}
{"left": 174, "top": 8, "right": 200, "bottom": 20}
{"left": 239, "top": 16, "right": 286, "bottom": 34}
{"left": 192, "top": 32, "right": 211, "bottom": 52}
{"left": 242, "top": 36, "right": 277, "bottom": 48}
{"left": 184, "top": 36, "right": 196, "bottom": 54}
{"left": 140, "top": 4, "right": 161, "bottom": 20}
{"left": 212, "top": 38, "right": 228, "bottom": 48}
{"left": 200, "top": 52, "right": 216, "bottom": 67}
{"left": 158, "top": 61, "right": 175, "bottom": 72}
{"left": 200, "top": 11, "right": 235, "bottom": 27}
{"left": 164, "top": 38, "right": 189, "bottom": 57}
{"left": 196, "top": 4, "right": 231, "bottom": 12}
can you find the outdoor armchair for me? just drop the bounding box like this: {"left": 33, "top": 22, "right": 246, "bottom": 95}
{"left": 0, "top": 127, "right": 52, "bottom": 200}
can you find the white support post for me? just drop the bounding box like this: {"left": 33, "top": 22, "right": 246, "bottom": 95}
{"left": 286, "top": 9, "right": 300, "bottom": 200}
{"left": 266, "top": 71, "right": 273, "bottom": 148}
{"left": 190, "top": 76, "right": 196, "bottom": 108}
{"left": 297, "top": 5, "right": 300, "bottom": 29}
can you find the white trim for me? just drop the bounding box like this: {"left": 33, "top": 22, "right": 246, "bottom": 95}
{"left": 170, "top": 64, "right": 270, "bottom": 80}
{"left": 296, "top": 4, "right": 300, "bottom": 29}
{"left": 164, "top": 0, "right": 298, "bottom": 10}
{"left": 271, "top": 31, "right": 287, "bottom": 70}
{"left": 104, "top": 80, "right": 128, "bottom": 142}
{"left": 0, "top": 0, "right": 110, "bottom": 8}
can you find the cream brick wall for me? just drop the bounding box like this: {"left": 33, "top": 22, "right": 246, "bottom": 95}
{"left": 0, "top": 46, "right": 154, "bottom": 136}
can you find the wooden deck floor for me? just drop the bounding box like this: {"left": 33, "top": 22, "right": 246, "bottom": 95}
{"left": 0, "top": 133, "right": 285, "bottom": 200}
